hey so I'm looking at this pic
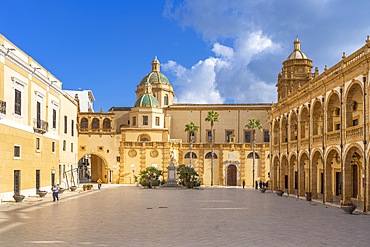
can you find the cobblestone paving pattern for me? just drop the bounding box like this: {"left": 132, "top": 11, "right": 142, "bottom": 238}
{"left": 0, "top": 186, "right": 369, "bottom": 247}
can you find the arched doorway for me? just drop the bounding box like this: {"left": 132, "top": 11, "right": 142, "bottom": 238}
{"left": 78, "top": 154, "right": 108, "bottom": 183}
{"left": 227, "top": 165, "right": 237, "bottom": 186}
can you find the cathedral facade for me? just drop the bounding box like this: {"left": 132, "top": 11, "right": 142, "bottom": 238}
{"left": 77, "top": 58, "right": 271, "bottom": 187}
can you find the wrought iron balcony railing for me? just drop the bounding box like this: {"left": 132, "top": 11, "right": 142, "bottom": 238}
{"left": 33, "top": 118, "right": 48, "bottom": 134}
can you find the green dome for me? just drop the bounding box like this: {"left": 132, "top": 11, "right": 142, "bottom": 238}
{"left": 134, "top": 94, "right": 159, "bottom": 107}
{"left": 140, "top": 71, "right": 170, "bottom": 85}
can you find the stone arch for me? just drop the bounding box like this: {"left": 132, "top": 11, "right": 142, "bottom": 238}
{"left": 345, "top": 81, "right": 363, "bottom": 128}
{"left": 299, "top": 106, "right": 309, "bottom": 139}
{"left": 298, "top": 152, "right": 309, "bottom": 197}
{"left": 281, "top": 116, "right": 288, "bottom": 142}
{"left": 247, "top": 152, "right": 260, "bottom": 159}
{"left": 280, "top": 154, "right": 288, "bottom": 190}
{"left": 325, "top": 147, "right": 341, "bottom": 202}
{"left": 289, "top": 153, "right": 297, "bottom": 194}
{"left": 289, "top": 110, "right": 298, "bottom": 141}
{"left": 103, "top": 118, "right": 111, "bottom": 130}
{"left": 205, "top": 152, "right": 218, "bottom": 159}
{"left": 77, "top": 153, "right": 109, "bottom": 183}
{"left": 311, "top": 150, "right": 323, "bottom": 199}
{"left": 272, "top": 155, "right": 279, "bottom": 191}
{"left": 273, "top": 120, "right": 280, "bottom": 145}
{"left": 92, "top": 117, "right": 100, "bottom": 130}
{"left": 311, "top": 99, "right": 322, "bottom": 136}
{"left": 80, "top": 117, "right": 88, "bottom": 129}
{"left": 326, "top": 91, "right": 340, "bottom": 133}
{"left": 343, "top": 145, "right": 363, "bottom": 203}
{"left": 137, "top": 134, "right": 151, "bottom": 142}
{"left": 184, "top": 152, "right": 197, "bottom": 158}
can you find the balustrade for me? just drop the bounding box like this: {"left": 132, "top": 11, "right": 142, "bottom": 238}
{"left": 345, "top": 125, "right": 363, "bottom": 142}
{"left": 0, "top": 100, "right": 6, "bottom": 114}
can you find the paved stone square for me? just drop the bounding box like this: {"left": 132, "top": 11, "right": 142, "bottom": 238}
{"left": 0, "top": 186, "right": 369, "bottom": 247}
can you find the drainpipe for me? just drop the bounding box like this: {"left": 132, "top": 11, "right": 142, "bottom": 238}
{"left": 363, "top": 76, "right": 367, "bottom": 212}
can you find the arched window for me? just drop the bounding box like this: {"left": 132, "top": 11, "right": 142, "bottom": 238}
{"left": 80, "top": 117, "right": 88, "bottom": 129}
{"left": 92, "top": 118, "right": 99, "bottom": 129}
{"left": 138, "top": 134, "right": 151, "bottom": 142}
{"left": 103, "top": 118, "right": 111, "bottom": 130}
{"left": 184, "top": 152, "right": 197, "bottom": 158}
{"left": 247, "top": 152, "right": 260, "bottom": 159}
{"left": 205, "top": 152, "right": 218, "bottom": 159}
{"left": 164, "top": 94, "right": 169, "bottom": 105}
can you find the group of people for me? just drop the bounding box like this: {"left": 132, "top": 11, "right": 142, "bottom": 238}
{"left": 255, "top": 180, "right": 268, "bottom": 190}
{"left": 241, "top": 180, "right": 269, "bottom": 189}
{"left": 50, "top": 178, "right": 103, "bottom": 202}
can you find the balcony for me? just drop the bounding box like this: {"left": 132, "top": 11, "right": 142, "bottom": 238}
{"left": 345, "top": 125, "right": 363, "bottom": 143}
{"left": 33, "top": 118, "right": 48, "bottom": 134}
{"left": 0, "top": 100, "right": 6, "bottom": 115}
{"left": 326, "top": 130, "right": 340, "bottom": 145}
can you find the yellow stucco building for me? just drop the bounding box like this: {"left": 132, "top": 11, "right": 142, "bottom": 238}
{"left": 77, "top": 58, "right": 271, "bottom": 187}
{"left": 0, "top": 35, "right": 78, "bottom": 201}
{"left": 269, "top": 36, "right": 370, "bottom": 211}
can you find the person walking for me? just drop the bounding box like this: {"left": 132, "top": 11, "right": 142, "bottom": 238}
{"left": 255, "top": 181, "right": 258, "bottom": 190}
{"left": 242, "top": 180, "right": 245, "bottom": 189}
{"left": 51, "top": 183, "right": 59, "bottom": 202}
{"left": 97, "top": 178, "right": 102, "bottom": 190}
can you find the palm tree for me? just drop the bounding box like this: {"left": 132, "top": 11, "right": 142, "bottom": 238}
{"left": 184, "top": 121, "right": 199, "bottom": 167}
{"left": 205, "top": 110, "right": 219, "bottom": 186}
{"left": 246, "top": 118, "right": 263, "bottom": 188}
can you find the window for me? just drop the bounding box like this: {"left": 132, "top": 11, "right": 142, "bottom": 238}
{"left": 205, "top": 152, "right": 217, "bottom": 159}
{"left": 264, "top": 130, "right": 270, "bottom": 142}
{"left": 189, "top": 131, "right": 195, "bottom": 142}
{"left": 132, "top": 117, "right": 136, "bottom": 126}
{"left": 64, "top": 116, "right": 67, "bottom": 134}
{"left": 36, "top": 138, "right": 40, "bottom": 151}
{"left": 14, "top": 89, "right": 22, "bottom": 115}
{"left": 155, "top": 117, "right": 160, "bottom": 126}
{"left": 336, "top": 123, "right": 341, "bottom": 130}
{"left": 36, "top": 101, "right": 41, "bottom": 128}
{"left": 52, "top": 109, "right": 57, "bottom": 129}
{"left": 116, "top": 156, "right": 120, "bottom": 162}
{"left": 71, "top": 143, "right": 73, "bottom": 152}
{"left": 14, "top": 145, "right": 21, "bottom": 158}
{"left": 63, "top": 140, "right": 66, "bottom": 151}
{"left": 14, "top": 170, "right": 21, "bottom": 194}
{"left": 247, "top": 152, "right": 260, "bottom": 159}
{"left": 185, "top": 152, "right": 197, "bottom": 158}
{"left": 52, "top": 141, "right": 55, "bottom": 153}
{"left": 226, "top": 130, "right": 234, "bottom": 142}
{"left": 103, "top": 118, "right": 111, "bottom": 129}
{"left": 92, "top": 118, "right": 99, "bottom": 129}
{"left": 164, "top": 94, "right": 169, "bottom": 105}
{"left": 207, "top": 130, "right": 212, "bottom": 142}
{"left": 71, "top": 120, "right": 74, "bottom": 136}
{"left": 80, "top": 117, "right": 88, "bottom": 129}
{"left": 143, "top": 116, "right": 148, "bottom": 125}
{"left": 245, "top": 131, "right": 251, "bottom": 143}
{"left": 353, "top": 119, "right": 359, "bottom": 126}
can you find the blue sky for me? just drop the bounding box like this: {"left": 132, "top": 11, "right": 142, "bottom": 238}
{"left": 1, "top": 0, "right": 370, "bottom": 111}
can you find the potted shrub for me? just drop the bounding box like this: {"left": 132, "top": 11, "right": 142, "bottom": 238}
{"left": 58, "top": 187, "right": 65, "bottom": 194}
{"left": 13, "top": 194, "right": 25, "bottom": 202}
{"left": 276, "top": 189, "right": 284, "bottom": 196}
{"left": 87, "top": 184, "right": 93, "bottom": 190}
{"left": 259, "top": 187, "right": 267, "bottom": 193}
{"left": 70, "top": 185, "right": 77, "bottom": 191}
{"left": 83, "top": 184, "right": 87, "bottom": 191}
{"left": 133, "top": 175, "right": 139, "bottom": 187}
{"left": 341, "top": 201, "right": 357, "bottom": 214}
{"left": 37, "top": 190, "right": 48, "bottom": 197}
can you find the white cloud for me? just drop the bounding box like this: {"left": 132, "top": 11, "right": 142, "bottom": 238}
{"left": 163, "top": 0, "right": 280, "bottom": 104}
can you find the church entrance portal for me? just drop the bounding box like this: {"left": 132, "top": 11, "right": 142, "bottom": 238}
{"left": 227, "top": 165, "right": 237, "bottom": 186}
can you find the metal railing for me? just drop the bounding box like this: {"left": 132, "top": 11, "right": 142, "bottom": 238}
{"left": 33, "top": 118, "right": 48, "bottom": 133}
